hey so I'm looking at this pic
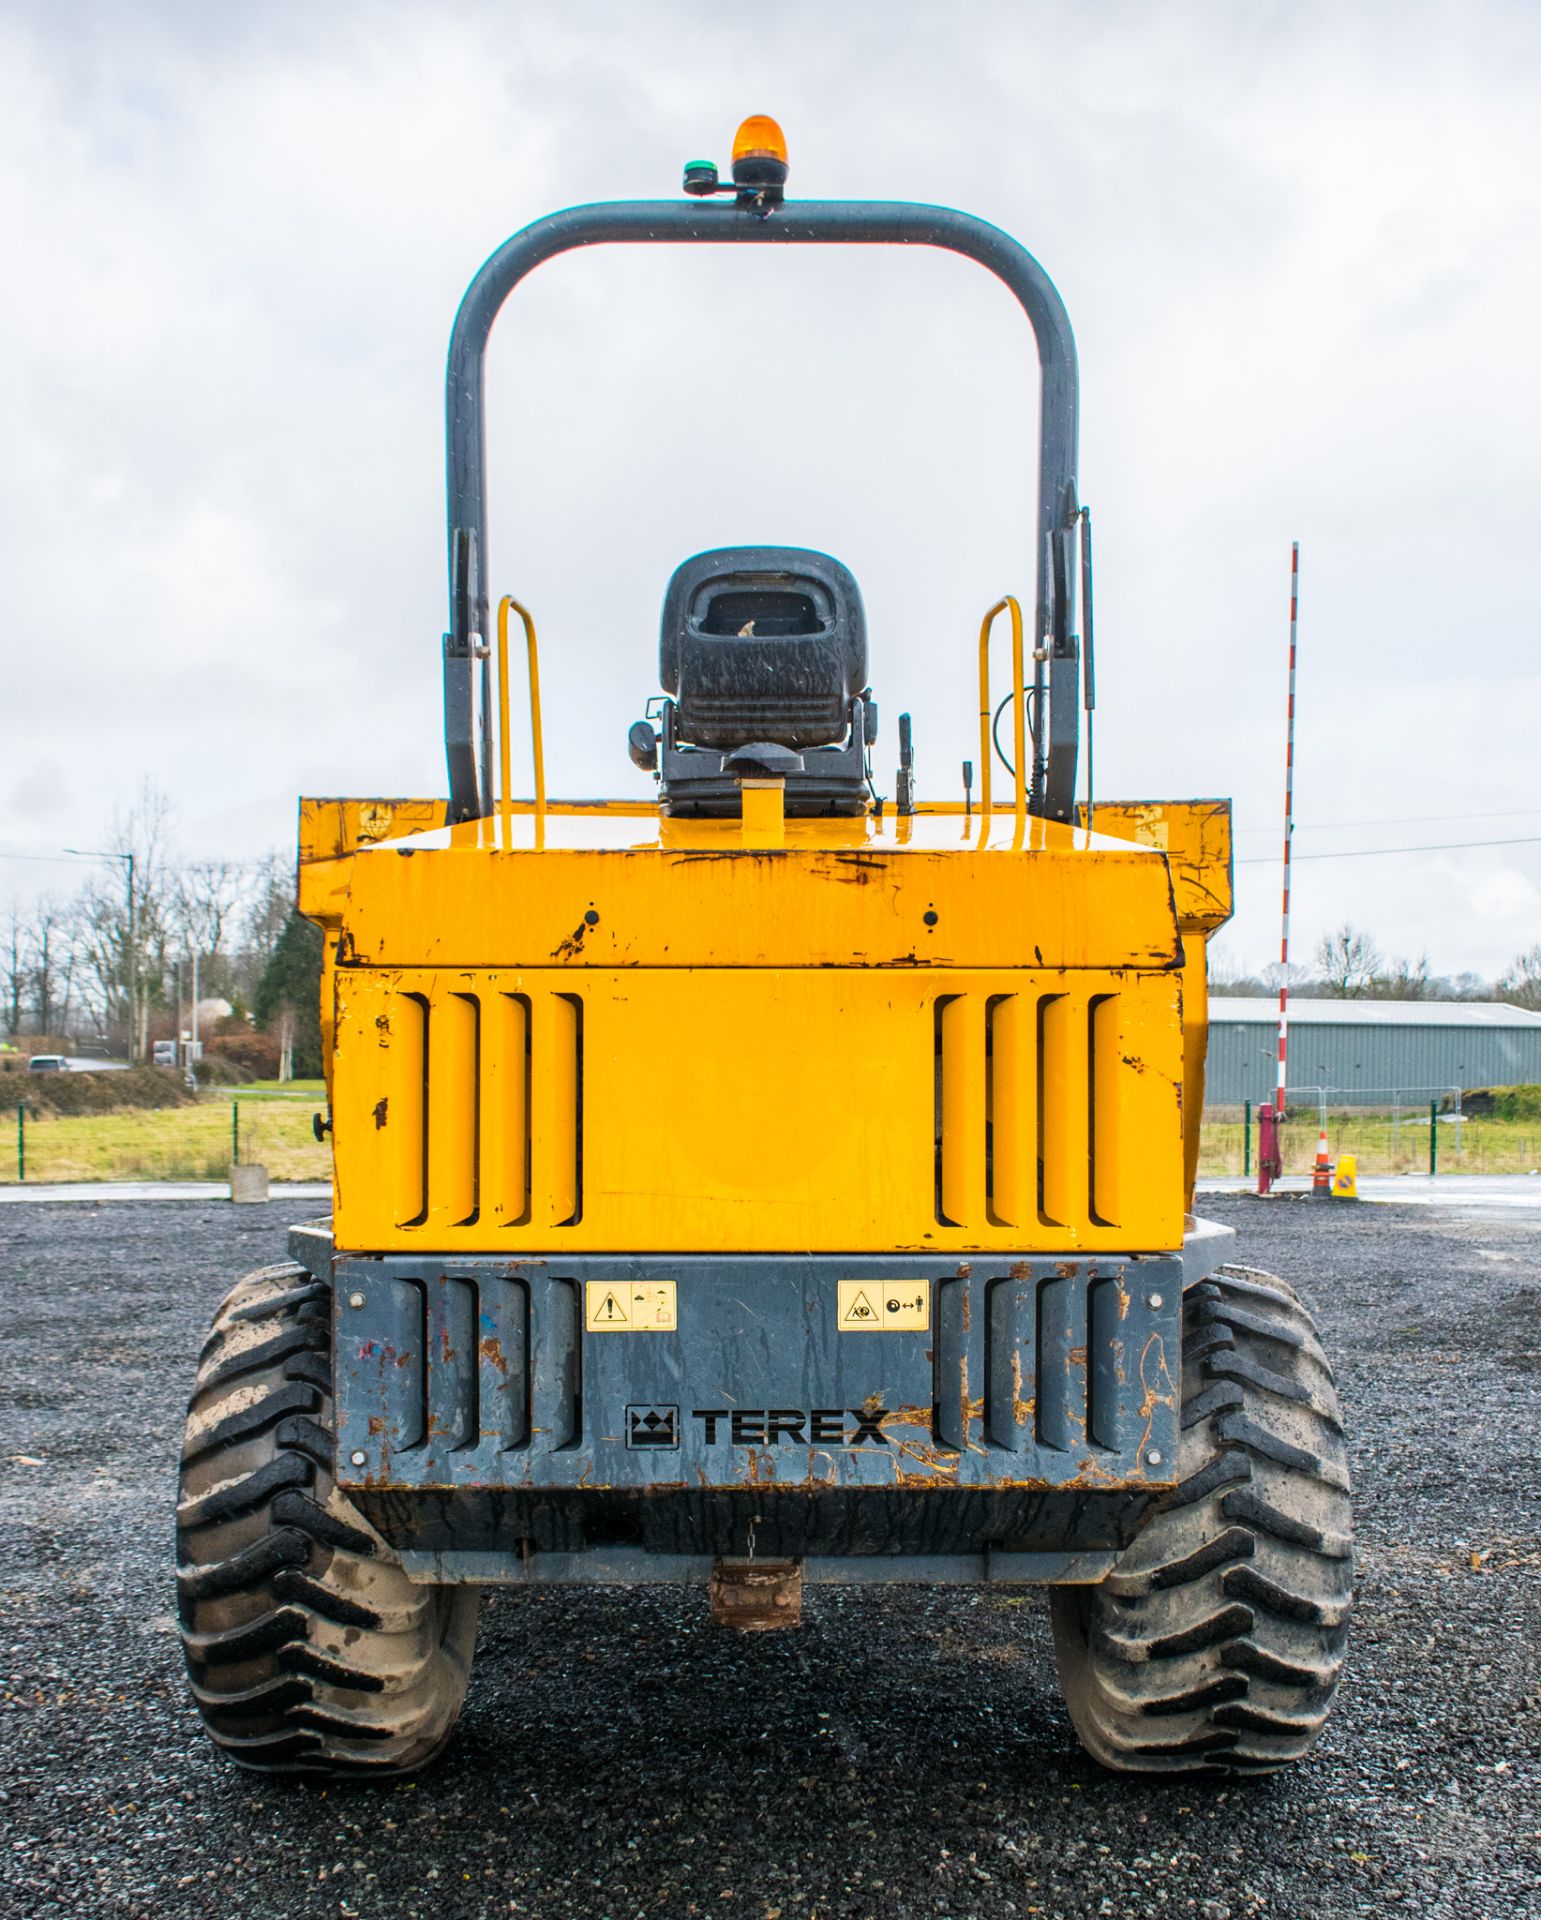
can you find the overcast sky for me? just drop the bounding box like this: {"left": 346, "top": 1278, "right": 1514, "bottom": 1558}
{"left": 3, "top": 0, "right": 1538, "bottom": 977}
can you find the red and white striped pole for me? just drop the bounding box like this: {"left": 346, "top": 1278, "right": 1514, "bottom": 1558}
{"left": 1276, "top": 541, "right": 1299, "bottom": 1116}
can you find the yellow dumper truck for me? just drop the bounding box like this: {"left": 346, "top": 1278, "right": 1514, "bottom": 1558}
{"left": 176, "top": 118, "right": 1352, "bottom": 1778}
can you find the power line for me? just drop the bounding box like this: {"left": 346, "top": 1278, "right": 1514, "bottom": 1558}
{"left": 1239, "top": 835, "right": 1541, "bottom": 865}
{"left": 0, "top": 851, "right": 274, "bottom": 869}
{"left": 1235, "top": 806, "right": 1541, "bottom": 836}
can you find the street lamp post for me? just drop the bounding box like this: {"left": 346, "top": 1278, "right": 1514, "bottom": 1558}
{"left": 63, "top": 848, "right": 136, "bottom": 1064}
{"left": 189, "top": 948, "right": 200, "bottom": 1089}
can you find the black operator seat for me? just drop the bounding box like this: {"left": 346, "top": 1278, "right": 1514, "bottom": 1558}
{"left": 632, "top": 546, "right": 876, "bottom": 818}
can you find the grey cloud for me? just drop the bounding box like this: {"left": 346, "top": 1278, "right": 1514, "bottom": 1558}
{"left": 2, "top": 0, "right": 1538, "bottom": 973}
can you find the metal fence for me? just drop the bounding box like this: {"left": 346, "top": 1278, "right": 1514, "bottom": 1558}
{"left": 7, "top": 1084, "right": 1536, "bottom": 1188}
{"left": 1201, "top": 1087, "right": 1541, "bottom": 1179}
{"left": 4, "top": 1092, "right": 331, "bottom": 1185}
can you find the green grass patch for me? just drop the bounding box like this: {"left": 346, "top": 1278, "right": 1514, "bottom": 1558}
{"left": 5, "top": 1096, "right": 331, "bottom": 1184}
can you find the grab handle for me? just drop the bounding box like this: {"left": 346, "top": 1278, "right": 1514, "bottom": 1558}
{"left": 978, "top": 596, "right": 1026, "bottom": 844}
{"left": 496, "top": 596, "right": 547, "bottom": 850}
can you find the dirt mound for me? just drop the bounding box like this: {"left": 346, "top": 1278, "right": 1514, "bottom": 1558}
{"left": 1464, "top": 1084, "right": 1541, "bottom": 1120}
{"left": 17, "top": 1067, "right": 199, "bottom": 1117}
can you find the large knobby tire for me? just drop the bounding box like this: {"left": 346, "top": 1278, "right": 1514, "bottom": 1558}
{"left": 1051, "top": 1264, "right": 1353, "bottom": 1775}
{"left": 176, "top": 1261, "right": 480, "bottom": 1775}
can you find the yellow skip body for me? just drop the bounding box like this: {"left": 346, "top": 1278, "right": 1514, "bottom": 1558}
{"left": 298, "top": 795, "right": 1230, "bottom": 1256}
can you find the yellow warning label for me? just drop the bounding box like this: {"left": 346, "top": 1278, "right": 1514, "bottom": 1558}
{"left": 837, "top": 1279, "right": 930, "bottom": 1331}
{"left": 356, "top": 801, "right": 396, "bottom": 843}
{"left": 585, "top": 1280, "right": 677, "bottom": 1332}
{"left": 1127, "top": 807, "right": 1171, "bottom": 850}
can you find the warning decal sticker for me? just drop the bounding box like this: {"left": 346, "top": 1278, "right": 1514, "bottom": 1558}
{"left": 837, "top": 1279, "right": 930, "bottom": 1331}
{"left": 585, "top": 1280, "right": 678, "bottom": 1333}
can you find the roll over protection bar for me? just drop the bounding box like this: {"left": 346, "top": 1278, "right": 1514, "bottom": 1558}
{"left": 443, "top": 197, "right": 1082, "bottom": 823}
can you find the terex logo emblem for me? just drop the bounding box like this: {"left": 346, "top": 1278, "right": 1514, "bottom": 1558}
{"left": 692, "top": 1408, "right": 888, "bottom": 1447}
{"left": 625, "top": 1405, "right": 680, "bottom": 1450}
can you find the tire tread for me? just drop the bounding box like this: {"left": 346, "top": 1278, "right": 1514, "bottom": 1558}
{"left": 1051, "top": 1265, "right": 1353, "bottom": 1777}
{"left": 177, "top": 1260, "right": 479, "bottom": 1776}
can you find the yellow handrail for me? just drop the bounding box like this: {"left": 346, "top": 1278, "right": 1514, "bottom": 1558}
{"left": 497, "top": 595, "right": 546, "bottom": 850}
{"left": 977, "top": 595, "right": 1026, "bottom": 843}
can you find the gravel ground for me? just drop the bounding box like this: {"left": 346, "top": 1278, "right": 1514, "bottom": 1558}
{"left": 2, "top": 1195, "right": 1538, "bottom": 1920}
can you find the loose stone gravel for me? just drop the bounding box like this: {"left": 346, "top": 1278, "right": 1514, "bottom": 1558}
{"left": 1, "top": 1195, "right": 1538, "bottom": 1919}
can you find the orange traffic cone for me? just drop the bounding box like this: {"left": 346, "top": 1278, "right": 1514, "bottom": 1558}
{"left": 1312, "top": 1127, "right": 1333, "bottom": 1198}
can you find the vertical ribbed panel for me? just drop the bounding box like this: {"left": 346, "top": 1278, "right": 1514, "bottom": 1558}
{"left": 981, "top": 1268, "right": 1130, "bottom": 1459}
{"left": 383, "top": 987, "right": 581, "bottom": 1233}
{"left": 331, "top": 967, "right": 1180, "bottom": 1252}
{"left": 940, "top": 988, "right": 1127, "bottom": 1233}
{"left": 987, "top": 993, "right": 1035, "bottom": 1226}
{"left": 426, "top": 991, "right": 479, "bottom": 1230}
{"left": 1038, "top": 993, "right": 1090, "bottom": 1228}
{"left": 938, "top": 995, "right": 985, "bottom": 1228}
{"left": 984, "top": 1276, "right": 1036, "bottom": 1451}
{"left": 531, "top": 1276, "right": 581, "bottom": 1449}
{"left": 1087, "top": 1274, "right": 1123, "bottom": 1452}
{"left": 477, "top": 1276, "right": 530, "bottom": 1449}
{"left": 532, "top": 994, "right": 581, "bottom": 1228}
{"left": 1090, "top": 993, "right": 1122, "bottom": 1226}
{"left": 1035, "top": 1272, "right": 1082, "bottom": 1452}
{"left": 933, "top": 1274, "right": 979, "bottom": 1451}
{"left": 391, "top": 993, "right": 428, "bottom": 1227}
{"left": 480, "top": 992, "right": 530, "bottom": 1226}
{"left": 427, "top": 1276, "right": 478, "bottom": 1447}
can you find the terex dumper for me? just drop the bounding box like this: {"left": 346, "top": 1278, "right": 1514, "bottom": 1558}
{"left": 177, "top": 118, "right": 1353, "bottom": 1778}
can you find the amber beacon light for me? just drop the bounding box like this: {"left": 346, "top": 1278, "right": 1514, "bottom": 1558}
{"left": 732, "top": 115, "right": 788, "bottom": 173}
{"left": 683, "top": 115, "right": 789, "bottom": 205}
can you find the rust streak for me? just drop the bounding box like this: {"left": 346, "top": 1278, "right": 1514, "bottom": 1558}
{"left": 1132, "top": 1330, "right": 1179, "bottom": 1475}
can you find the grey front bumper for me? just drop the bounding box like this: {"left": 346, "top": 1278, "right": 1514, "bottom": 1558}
{"left": 291, "top": 1234, "right": 1219, "bottom": 1571}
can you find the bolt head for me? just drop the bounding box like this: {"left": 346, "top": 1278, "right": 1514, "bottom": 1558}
{"left": 1146, "top": 1292, "right": 1164, "bottom": 1310}
{"left": 348, "top": 1292, "right": 365, "bottom": 1309}
{"left": 1146, "top": 1449, "right": 1164, "bottom": 1467}
{"left": 349, "top": 1450, "right": 368, "bottom": 1468}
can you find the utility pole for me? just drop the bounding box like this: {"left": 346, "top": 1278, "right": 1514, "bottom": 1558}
{"left": 1275, "top": 543, "right": 1299, "bottom": 1118}
{"left": 128, "top": 852, "right": 137, "bottom": 1065}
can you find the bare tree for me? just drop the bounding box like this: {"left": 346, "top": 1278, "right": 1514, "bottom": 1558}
{"left": 1499, "top": 944, "right": 1541, "bottom": 1012}
{"left": 1368, "top": 953, "right": 1431, "bottom": 1000}
{"left": 1205, "top": 945, "right": 1257, "bottom": 995}
{"left": 174, "top": 860, "right": 243, "bottom": 955}
{"left": 1259, "top": 959, "right": 1305, "bottom": 994}
{"left": 230, "top": 851, "right": 296, "bottom": 1013}
{"left": 73, "top": 781, "right": 178, "bottom": 1061}
{"left": 1447, "top": 970, "right": 1493, "bottom": 1001}
{"left": 1314, "top": 924, "right": 1382, "bottom": 998}
{"left": 172, "top": 859, "right": 247, "bottom": 1003}
{"left": 27, "top": 895, "right": 70, "bottom": 1036}
{"left": 71, "top": 883, "right": 128, "bottom": 1049}
{"left": 3, "top": 901, "right": 23, "bottom": 1039}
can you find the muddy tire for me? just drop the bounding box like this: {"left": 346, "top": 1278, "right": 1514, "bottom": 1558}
{"left": 1051, "top": 1264, "right": 1353, "bottom": 1775}
{"left": 176, "top": 1261, "right": 480, "bottom": 1775}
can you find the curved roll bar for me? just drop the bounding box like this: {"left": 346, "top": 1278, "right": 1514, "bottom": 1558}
{"left": 443, "top": 197, "right": 1082, "bottom": 823}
